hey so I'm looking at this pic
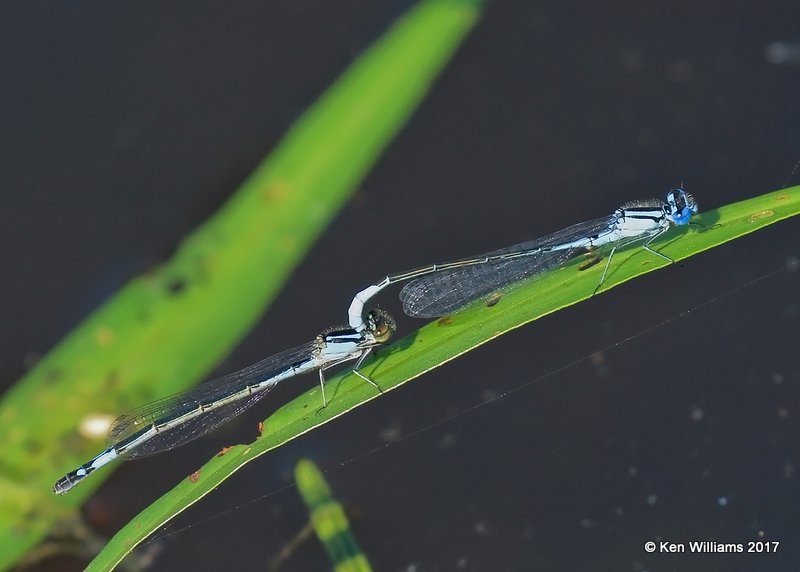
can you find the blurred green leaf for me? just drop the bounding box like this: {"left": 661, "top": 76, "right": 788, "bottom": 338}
{"left": 0, "top": 0, "right": 482, "bottom": 568}
{"left": 91, "top": 186, "right": 798, "bottom": 569}
{"left": 295, "top": 458, "right": 372, "bottom": 572}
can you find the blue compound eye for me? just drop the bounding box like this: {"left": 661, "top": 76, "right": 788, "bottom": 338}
{"left": 668, "top": 190, "right": 686, "bottom": 211}
{"left": 665, "top": 189, "right": 697, "bottom": 225}
{"left": 672, "top": 208, "right": 692, "bottom": 225}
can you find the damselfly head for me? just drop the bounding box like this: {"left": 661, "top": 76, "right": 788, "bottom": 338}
{"left": 367, "top": 308, "right": 396, "bottom": 343}
{"left": 665, "top": 187, "right": 698, "bottom": 225}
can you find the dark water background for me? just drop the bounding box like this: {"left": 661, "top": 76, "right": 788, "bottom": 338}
{"left": 1, "top": 1, "right": 799, "bottom": 571}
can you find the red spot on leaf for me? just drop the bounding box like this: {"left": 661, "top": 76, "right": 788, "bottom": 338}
{"left": 217, "top": 446, "right": 234, "bottom": 457}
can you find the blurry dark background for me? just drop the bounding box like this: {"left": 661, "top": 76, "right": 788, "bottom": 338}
{"left": 2, "top": 1, "right": 799, "bottom": 571}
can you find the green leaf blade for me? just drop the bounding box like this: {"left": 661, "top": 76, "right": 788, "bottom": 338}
{"left": 91, "top": 186, "right": 798, "bottom": 569}
{"left": 295, "top": 459, "right": 372, "bottom": 572}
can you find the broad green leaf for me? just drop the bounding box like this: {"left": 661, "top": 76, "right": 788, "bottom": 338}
{"left": 0, "top": 0, "right": 482, "bottom": 568}
{"left": 90, "top": 189, "right": 798, "bottom": 569}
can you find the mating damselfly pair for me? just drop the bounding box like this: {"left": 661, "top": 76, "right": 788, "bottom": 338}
{"left": 53, "top": 188, "right": 698, "bottom": 494}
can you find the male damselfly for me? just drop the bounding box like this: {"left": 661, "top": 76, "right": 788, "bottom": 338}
{"left": 348, "top": 189, "right": 698, "bottom": 329}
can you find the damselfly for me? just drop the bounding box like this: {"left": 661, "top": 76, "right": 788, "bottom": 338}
{"left": 52, "top": 309, "right": 396, "bottom": 494}
{"left": 348, "top": 188, "right": 698, "bottom": 329}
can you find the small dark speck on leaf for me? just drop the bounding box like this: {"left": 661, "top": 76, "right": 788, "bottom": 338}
{"left": 21, "top": 507, "right": 44, "bottom": 524}
{"left": 45, "top": 368, "right": 63, "bottom": 382}
{"left": 485, "top": 292, "right": 502, "bottom": 307}
{"left": 166, "top": 278, "right": 187, "bottom": 295}
{"left": 23, "top": 438, "right": 44, "bottom": 455}
{"left": 105, "top": 371, "right": 120, "bottom": 388}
